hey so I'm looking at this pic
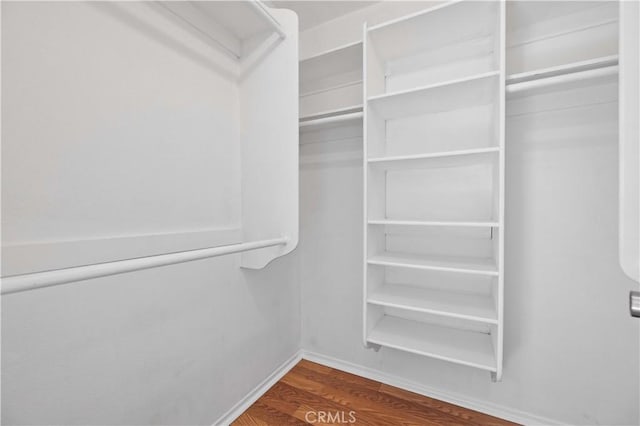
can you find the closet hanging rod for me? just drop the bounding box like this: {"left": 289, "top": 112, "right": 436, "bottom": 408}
{"left": 507, "top": 56, "right": 618, "bottom": 85}
{"left": 299, "top": 111, "right": 363, "bottom": 128}
{"left": 506, "top": 65, "right": 618, "bottom": 94}
{"left": 0, "top": 237, "right": 288, "bottom": 295}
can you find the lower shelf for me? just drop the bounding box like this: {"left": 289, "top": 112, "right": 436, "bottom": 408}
{"left": 367, "top": 316, "right": 496, "bottom": 372}
{"left": 368, "top": 252, "right": 498, "bottom": 276}
{"left": 368, "top": 284, "right": 497, "bottom": 324}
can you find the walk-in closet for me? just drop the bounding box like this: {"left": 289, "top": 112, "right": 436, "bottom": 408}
{"left": 2, "top": 1, "right": 639, "bottom": 425}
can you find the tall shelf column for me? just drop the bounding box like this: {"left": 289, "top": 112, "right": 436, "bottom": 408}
{"left": 362, "top": 0, "right": 506, "bottom": 380}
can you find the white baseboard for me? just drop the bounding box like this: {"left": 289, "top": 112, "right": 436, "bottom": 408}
{"left": 213, "top": 348, "right": 565, "bottom": 426}
{"left": 301, "top": 350, "right": 567, "bottom": 426}
{"left": 213, "top": 350, "right": 302, "bottom": 426}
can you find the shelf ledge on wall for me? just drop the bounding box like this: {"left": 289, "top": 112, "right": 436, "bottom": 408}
{"left": 367, "top": 147, "right": 500, "bottom": 168}
{"left": 368, "top": 253, "right": 499, "bottom": 277}
{"left": 368, "top": 219, "right": 499, "bottom": 228}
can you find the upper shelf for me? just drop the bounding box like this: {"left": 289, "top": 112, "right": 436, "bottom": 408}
{"left": 300, "top": 41, "right": 363, "bottom": 88}
{"left": 506, "top": 1, "right": 618, "bottom": 75}
{"left": 159, "top": 1, "right": 285, "bottom": 60}
{"left": 368, "top": 71, "right": 499, "bottom": 120}
{"left": 368, "top": 147, "right": 499, "bottom": 169}
{"left": 299, "top": 40, "right": 363, "bottom": 120}
{"left": 367, "top": 1, "right": 499, "bottom": 65}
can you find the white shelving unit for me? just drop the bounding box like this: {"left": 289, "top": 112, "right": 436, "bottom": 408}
{"left": 363, "top": 0, "right": 505, "bottom": 380}
{"left": 298, "top": 0, "right": 622, "bottom": 383}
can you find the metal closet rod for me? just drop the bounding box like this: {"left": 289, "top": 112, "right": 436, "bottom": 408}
{"left": 0, "top": 237, "right": 288, "bottom": 295}
{"left": 506, "top": 63, "right": 618, "bottom": 94}
{"left": 299, "top": 111, "right": 363, "bottom": 128}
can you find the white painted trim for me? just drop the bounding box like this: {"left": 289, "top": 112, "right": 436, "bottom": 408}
{"left": 213, "top": 350, "right": 303, "bottom": 426}
{"left": 300, "top": 351, "right": 567, "bottom": 426}
{"left": 2, "top": 228, "right": 242, "bottom": 276}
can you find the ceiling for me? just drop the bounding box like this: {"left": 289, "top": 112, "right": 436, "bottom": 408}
{"left": 268, "top": 1, "right": 379, "bottom": 31}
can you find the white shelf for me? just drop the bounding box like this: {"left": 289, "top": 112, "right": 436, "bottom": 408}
{"left": 300, "top": 40, "right": 362, "bottom": 63}
{"left": 159, "top": 1, "right": 284, "bottom": 60}
{"left": 300, "top": 41, "right": 362, "bottom": 79}
{"left": 368, "top": 71, "right": 499, "bottom": 120}
{"left": 368, "top": 284, "right": 497, "bottom": 324}
{"left": 368, "top": 220, "right": 499, "bottom": 228}
{"left": 299, "top": 151, "right": 362, "bottom": 166}
{"left": 506, "top": 1, "right": 609, "bottom": 33}
{"left": 367, "top": 1, "right": 497, "bottom": 64}
{"left": 506, "top": 1, "right": 618, "bottom": 77}
{"left": 367, "top": 316, "right": 496, "bottom": 372}
{"left": 368, "top": 0, "right": 464, "bottom": 33}
{"left": 368, "top": 147, "right": 499, "bottom": 168}
{"left": 368, "top": 253, "right": 498, "bottom": 277}
{"left": 300, "top": 80, "right": 362, "bottom": 98}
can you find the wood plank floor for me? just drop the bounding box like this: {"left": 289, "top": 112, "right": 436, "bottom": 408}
{"left": 232, "top": 359, "right": 518, "bottom": 426}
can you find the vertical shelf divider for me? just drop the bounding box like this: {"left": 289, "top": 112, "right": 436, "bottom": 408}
{"left": 362, "top": 1, "right": 505, "bottom": 380}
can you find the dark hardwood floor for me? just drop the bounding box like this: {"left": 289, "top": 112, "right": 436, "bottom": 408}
{"left": 232, "top": 359, "right": 518, "bottom": 425}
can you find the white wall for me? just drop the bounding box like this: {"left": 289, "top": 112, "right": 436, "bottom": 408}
{"left": 2, "top": 255, "right": 299, "bottom": 425}
{"left": 298, "top": 2, "right": 640, "bottom": 425}
{"left": 1, "top": 2, "right": 241, "bottom": 245}
{"left": 1, "top": 2, "right": 300, "bottom": 424}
